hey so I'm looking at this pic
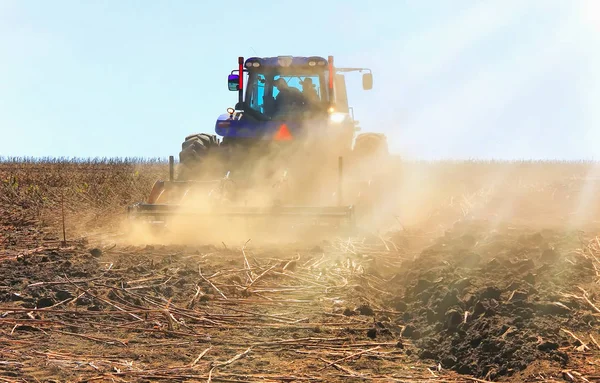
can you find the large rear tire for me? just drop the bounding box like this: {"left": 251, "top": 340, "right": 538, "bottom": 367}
{"left": 180, "top": 134, "right": 219, "bottom": 160}
{"left": 353, "top": 133, "right": 389, "bottom": 159}
{"left": 349, "top": 133, "right": 391, "bottom": 229}
{"left": 178, "top": 133, "right": 220, "bottom": 180}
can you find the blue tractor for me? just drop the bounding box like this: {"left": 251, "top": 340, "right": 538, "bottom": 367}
{"left": 129, "top": 55, "right": 389, "bottom": 232}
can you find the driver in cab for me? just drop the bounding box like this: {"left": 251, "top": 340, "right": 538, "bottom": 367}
{"left": 273, "top": 78, "right": 302, "bottom": 113}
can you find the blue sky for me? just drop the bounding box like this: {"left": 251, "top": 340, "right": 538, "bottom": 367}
{"left": 0, "top": 0, "right": 598, "bottom": 160}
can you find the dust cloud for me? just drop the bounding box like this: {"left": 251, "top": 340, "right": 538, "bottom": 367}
{"left": 119, "top": 123, "right": 400, "bottom": 247}
{"left": 117, "top": 119, "right": 600, "bottom": 249}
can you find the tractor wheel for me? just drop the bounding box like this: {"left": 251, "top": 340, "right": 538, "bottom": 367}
{"left": 179, "top": 134, "right": 219, "bottom": 163}
{"left": 349, "top": 132, "right": 389, "bottom": 176}
{"left": 178, "top": 133, "right": 220, "bottom": 180}
{"left": 353, "top": 133, "right": 389, "bottom": 159}
{"left": 350, "top": 133, "right": 390, "bottom": 228}
{"left": 181, "top": 133, "right": 219, "bottom": 152}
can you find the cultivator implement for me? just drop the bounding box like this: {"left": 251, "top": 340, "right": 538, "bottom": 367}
{"left": 128, "top": 203, "right": 355, "bottom": 223}
{"left": 127, "top": 156, "right": 358, "bottom": 231}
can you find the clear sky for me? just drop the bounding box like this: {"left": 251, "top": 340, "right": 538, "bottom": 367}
{"left": 0, "top": 0, "right": 598, "bottom": 160}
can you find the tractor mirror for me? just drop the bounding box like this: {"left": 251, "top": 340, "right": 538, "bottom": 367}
{"left": 362, "top": 73, "right": 373, "bottom": 90}
{"left": 228, "top": 74, "right": 239, "bottom": 91}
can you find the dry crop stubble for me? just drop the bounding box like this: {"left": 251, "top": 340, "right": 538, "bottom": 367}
{"left": 1, "top": 158, "right": 600, "bottom": 382}
{"left": 1, "top": 157, "right": 167, "bottom": 241}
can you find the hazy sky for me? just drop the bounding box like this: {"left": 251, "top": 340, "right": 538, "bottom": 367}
{"left": 0, "top": 0, "right": 598, "bottom": 160}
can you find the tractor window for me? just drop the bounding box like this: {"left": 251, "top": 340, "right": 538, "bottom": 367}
{"left": 248, "top": 73, "right": 266, "bottom": 114}
{"left": 272, "top": 75, "right": 322, "bottom": 102}
{"left": 246, "top": 72, "right": 326, "bottom": 119}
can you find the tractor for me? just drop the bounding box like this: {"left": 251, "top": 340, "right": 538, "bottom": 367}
{"left": 128, "top": 55, "right": 389, "bottom": 235}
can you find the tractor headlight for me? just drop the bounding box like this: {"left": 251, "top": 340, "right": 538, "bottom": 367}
{"left": 252, "top": 62, "right": 260, "bottom": 67}
{"left": 329, "top": 112, "right": 346, "bottom": 123}
{"left": 308, "top": 61, "right": 316, "bottom": 66}
{"left": 227, "top": 107, "right": 235, "bottom": 115}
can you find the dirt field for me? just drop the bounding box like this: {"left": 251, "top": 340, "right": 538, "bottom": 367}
{"left": 1, "top": 159, "right": 600, "bottom": 382}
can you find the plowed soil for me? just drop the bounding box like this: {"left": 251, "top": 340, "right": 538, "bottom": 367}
{"left": 1, "top": 160, "right": 600, "bottom": 382}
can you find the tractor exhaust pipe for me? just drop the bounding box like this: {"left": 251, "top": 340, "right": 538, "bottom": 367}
{"left": 238, "top": 56, "right": 244, "bottom": 106}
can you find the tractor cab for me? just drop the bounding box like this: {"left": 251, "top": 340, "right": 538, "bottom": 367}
{"left": 215, "top": 56, "right": 372, "bottom": 142}
{"left": 232, "top": 56, "right": 331, "bottom": 121}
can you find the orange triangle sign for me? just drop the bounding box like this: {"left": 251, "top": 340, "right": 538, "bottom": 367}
{"left": 274, "top": 124, "right": 293, "bottom": 141}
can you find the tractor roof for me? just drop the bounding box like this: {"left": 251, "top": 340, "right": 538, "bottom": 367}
{"left": 244, "top": 56, "right": 329, "bottom": 69}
